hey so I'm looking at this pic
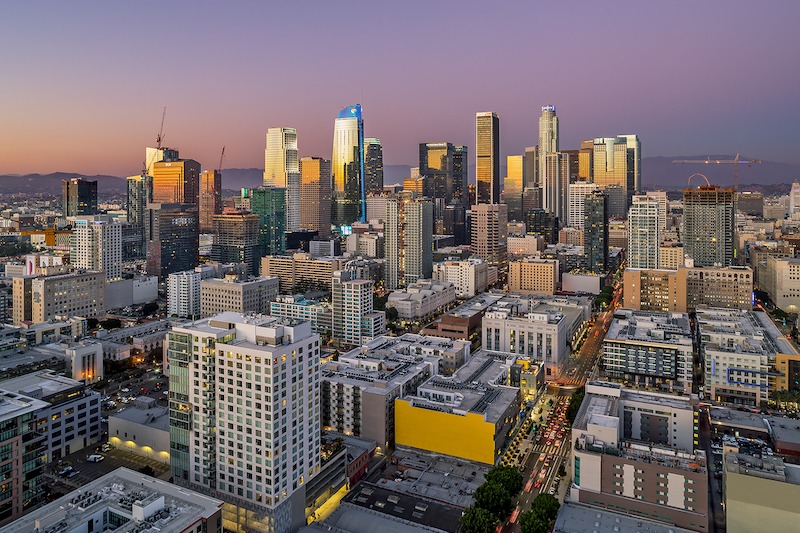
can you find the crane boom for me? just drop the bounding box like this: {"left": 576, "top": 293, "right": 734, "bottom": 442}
{"left": 218, "top": 146, "right": 226, "bottom": 172}
{"left": 156, "top": 106, "right": 167, "bottom": 149}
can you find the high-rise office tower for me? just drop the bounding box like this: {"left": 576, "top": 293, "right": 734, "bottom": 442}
{"left": 199, "top": 169, "right": 222, "bottom": 233}
{"left": 264, "top": 127, "right": 301, "bottom": 232}
{"left": 151, "top": 158, "right": 202, "bottom": 205}
{"left": 578, "top": 139, "right": 593, "bottom": 180}
{"left": 471, "top": 203, "right": 508, "bottom": 278}
{"left": 62, "top": 178, "right": 98, "bottom": 218}
{"left": 504, "top": 155, "right": 524, "bottom": 221}
{"left": 250, "top": 187, "right": 286, "bottom": 258}
{"left": 645, "top": 190, "right": 668, "bottom": 233}
{"left": 453, "top": 145, "right": 469, "bottom": 208}
{"left": 524, "top": 146, "right": 539, "bottom": 189}
{"left": 145, "top": 146, "right": 179, "bottom": 176}
{"left": 70, "top": 215, "right": 123, "bottom": 281}
{"left": 299, "top": 157, "right": 331, "bottom": 238}
{"left": 790, "top": 181, "right": 800, "bottom": 214}
{"left": 538, "top": 105, "right": 559, "bottom": 210}
{"left": 475, "top": 112, "right": 500, "bottom": 204}
{"left": 619, "top": 134, "right": 641, "bottom": 195}
{"left": 542, "top": 152, "right": 570, "bottom": 224}
{"left": 592, "top": 136, "right": 638, "bottom": 217}
{"left": 525, "top": 208, "right": 558, "bottom": 244}
{"left": 168, "top": 313, "right": 320, "bottom": 533}
{"left": 211, "top": 209, "right": 261, "bottom": 275}
{"left": 364, "top": 137, "right": 384, "bottom": 194}
{"left": 145, "top": 203, "right": 199, "bottom": 277}
{"left": 419, "top": 142, "right": 469, "bottom": 212}
{"left": 332, "top": 104, "right": 365, "bottom": 227}
{"left": 683, "top": 185, "right": 736, "bottom": 267}
{"left": 584, "top": 190, "right": 609, "bottom": 274}
{"left": 126, "top": 174, "right": 150, "bottom": 226}
{"left": 385, "top": 195, "right": 433, "bottom": 289}
{"left": 627, "top": 195, "right": 661, "bottom": 269}
{"left": 567, "top": 182, "right": 598, "bottom": 229}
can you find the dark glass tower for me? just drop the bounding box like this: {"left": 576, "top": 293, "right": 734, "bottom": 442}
{"left": 475, "top": 112, "right": 500, "bottom": 204}
{"left": 364, "top": 138, "right": 384, "bottom": 194}
{"left": 250, "top": 187, "right": 287, "bottom": 258}
{"left": 584, "top": 190, "right": 609, "bottom": 274}
{"left": 62, "top": 178, "right": 98, "bottom": 218}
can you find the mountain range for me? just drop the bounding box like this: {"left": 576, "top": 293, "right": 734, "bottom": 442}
{"left": 1, "top": 156, "right": 797, "bottom": 197}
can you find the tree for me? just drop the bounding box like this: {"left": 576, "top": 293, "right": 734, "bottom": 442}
{"left": 460, "top": 506, "right": 497, "bottom": 533}
{"left": 531, "top": 493, "right": 560, "bottom": 522}
{"left": 558, "top": 464, "right": 567, "bottom": 478}
{"left": 141, "top": 301, "right": 159, "bottom": 315}
{"left": 99, "top": 318, "right": 122, "bottom": 330}
{"left": 473, "top": 481, "right": 513, "bottom": 521}
{"left": 87, "top": 318, "right": 99, "bottom": 330}
{"left": 565, "top": 386, "right": 586, "bottom": 425}
{"left": 386, "top": 306, "right": 399, "bottom": 322}
{"left": 138, "top": 465, "right": 156, "bottom": 477}
{"left": 519, "top": 511, "right": 549, "bottom": 533}
{"left": 485, "top": 465, "right": 523, "bottom": 496}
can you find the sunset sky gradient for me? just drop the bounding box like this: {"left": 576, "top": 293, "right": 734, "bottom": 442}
{"left": 1, "top": 1, "right": 798, "bottom": 176}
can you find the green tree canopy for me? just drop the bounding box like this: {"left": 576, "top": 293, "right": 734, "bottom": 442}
{"left": 473, "top": 481, "right": 513, "bottom": 521}
{"left": 460, "top": 506, "right": 498, "bottom": 533}
{"left": 566, "top": 386, "right": 586, "bottom": 425}
{"left": 519, "top": 511, "right": 549, "bottom": 533}
{"left": 531, "top": 493, "right": 560, "bottom": 522}
{"left": 485, "top": 465, "right": 523, "bottom": 496}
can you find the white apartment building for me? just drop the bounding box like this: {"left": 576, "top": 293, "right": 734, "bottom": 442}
{"left": 482, "top": 294, "right": 592, "bottom": 379}
{"left": 332, "top": 270, "right": 385, "bottom": 348}
{"left": 270, "top": 295, "right": 332, "bottom": 335}
{"left": 169, "top": 312, "right": 320, "bottom": 533}
{"left": 432, "top": 257, "right": 488, "bottom": 299}
{"left": 386, "top": 279, "right": 456, "bottom": 320}
{"left": 698, "top": 308, "right": 797, "bottom": 406}
{"left": 628, "top": 196, "right": 661, "bottom": 269}
{"left": 70, "top": 215, "right": 123, "bottom": 281}
{"left": 761, "top": 255, "right": 800, "bottom": 313}
{"left": 507, "top": 234, "right": 545, "bottom": 257}
{"left": 200, "top": 275, "right": 280, "bottom": 318}
{"left": 168, "top": 264, "right": 228, "bottom": 318}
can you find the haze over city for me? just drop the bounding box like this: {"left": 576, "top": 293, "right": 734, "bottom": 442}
{"left": 2, "top": 1, "right": 799, "bottom": 176}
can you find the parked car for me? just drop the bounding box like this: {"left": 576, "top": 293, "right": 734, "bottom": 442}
{"left": 100, "top": 443, "right": 112, "bottom": 452}
{"left": 87, "top": 454, "right": 104, "bottom": 463}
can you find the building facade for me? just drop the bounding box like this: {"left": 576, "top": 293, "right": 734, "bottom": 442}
{"left": 332, "top": 105, "right": 365, "bottom": 227}
{"left": 70, "top": 215, "right": 123, "bottom": 281}
{"left": 300, "top": 157, "right": 332, "bottom": 238}
{"left": 683, "top": 185, "right": 736, "bottom": 267}
{"left": 264, "top": 127, "right": 301, "bottom": 232}
{"left": 475, "top": 112, "right": 500, "bottom": 204}
{"left": 200, "top": 275, "right": 279, "bottom": 317}
{"left": 432, "top": 258, "right": 488, "bottom": 299}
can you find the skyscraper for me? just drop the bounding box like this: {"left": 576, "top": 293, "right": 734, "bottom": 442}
{"left": 567, "top": 181, "right": 598, "bottom": 229}
{"left": 126, "top": 174, "right": 149, "bottom": 226}
{"left": 453, "top": 145, "right": 469, "bottom": 208}
{"left": 683, "top": 185, "right": 736, "bottom": 267}
{"left": 364, "top": 137, "right": 384, "bottom": 194}
{"left": 619, "top": 134, "right": 641, "bottom": 195}
{"left": 70, "top": 215, "right": 123, "bottom": 281}
{"left": 250, "top": 187, "right": 286, "bottom": 258}
{"left": 199, "top": 169, "right": 222, "bottom": 232}
{"left": 211, "top": 209, "right": 261, "bottom": 275}
{"left": 145, "top": 146, "right": 179, "bottom": 176}
{"left": 332, "top": 104, "right": 365, "bottom": 227}
{"left": 504, "top": 155, "right": 524, "bottom": 221}
{"left": 627, "top": 195, "right": 661, "bottom": 269}
{"left": 584, "top": 190, "right": 608, "bottom": 274}
{"left": 538, "top": 105, "right": 559, "bottom": 211}
{"left": 471, "top": 203, "right": 508, "bottom": 279}
{"left": 790, "top": 181, "right": 800, "bottom": 214}
{"left": 593, "top": 136, "right": 638, "bottom": 217}
{"left": 151, "top": 158, "right": 201, "bottom": 205}
{"left": 385, "top": 195, "right": 433, "bottom": 289}
{"left": 332, "top": 270, "right": 385, "bottom": 348}
{"left": 475, "top": 112, "right": 500, "bottom": 204}
{"left": 62, "top": 178, "right": 98, "bottom": 218}
{"left": 145, "top": 203, "right": 199, "bottom": 277}
{"left": 542, "top": 152, "right": 570, "bottom": 224}
{"left": 264, "top": 127, "right": 301, "bottom": 232}
{"left": 578, "top": 139, "right": 593, "bottom": 180}
{"left": 299, "top": 157, "right": 332, "bottom": 238}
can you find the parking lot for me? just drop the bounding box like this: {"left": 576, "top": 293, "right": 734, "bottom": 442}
{"left": 46, "top": 445, "right": 171, "bottom": 497}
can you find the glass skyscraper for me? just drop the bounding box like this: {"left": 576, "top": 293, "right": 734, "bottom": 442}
{"left": 332, "top": 104, "right": 365, "bottom": 228}
{"left": 364, "top": 137, "right": 384, "bottom": 194}
{"left": 584, "top": 190, "right": 609, "bottom": 274}
{"left": 250, "top": 187, "right": 287, "bottom": 258}
{"left": 475, "top": 112, "right": 500, "bottom": 204}
{"left": 264, "top": 127, "right": 300, "bottom": 232}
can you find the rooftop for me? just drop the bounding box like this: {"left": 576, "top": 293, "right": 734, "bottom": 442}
{"left": 110, "top": 398, "right": 169, "bottom": 432}
{"left": 725, "top": 452, "right": 800, "bottom": 485}
{"left": 605, "top": 309, "right": 692, "bottom": 347}
{"left": 553, "top": 502, "right": 696, "bottom": 533}
{"left": 0, "top": 369, "right": 84, "bottom": 399}
{"left": 2, "top": 467, "right": 223, "bottom": 533}
{"left": 0, "top": 389, "right": 49, "bottom": 421}
{"left": 697, "top": 308, "right": 797, "bottom": 356}
{"left": 446, "top": 292, "right": 506, "bottom": 320}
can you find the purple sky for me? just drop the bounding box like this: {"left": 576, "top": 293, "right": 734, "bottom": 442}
{"left": 1, "top": 1, "right": 798, "bottom": 177}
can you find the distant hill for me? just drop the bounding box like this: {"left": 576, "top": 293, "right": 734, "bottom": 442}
{"left": 0, "top": 173, "right": 125, "bottom": 196}
{"left": 642, "top": 156, "right": 800, "bottom": 190}
{"left": 219, "top": 168, "right": 263, "bottom": 191}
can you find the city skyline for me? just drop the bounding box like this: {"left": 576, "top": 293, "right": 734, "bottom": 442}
{"left": 1, "top": 2, "right": 798, "bottom": 176}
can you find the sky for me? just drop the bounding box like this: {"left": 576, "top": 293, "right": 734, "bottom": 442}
{"left": 1, "top": 1, "right": 798, "bottom": 177}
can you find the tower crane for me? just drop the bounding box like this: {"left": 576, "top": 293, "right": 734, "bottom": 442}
{"left": 217, "top": 146, "right": 225, "bottom": 173}
{"left": 156, "top": 106, "right": 167, "bottom": 149}
{"left": 672, "top": 153, "right": 761, "bottom": 187}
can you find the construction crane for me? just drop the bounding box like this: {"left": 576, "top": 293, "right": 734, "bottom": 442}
{"left": 672, "top": 153, "right": 762, "bottom": 186}
{"left": 687, "top": 173, "right": 711, "bottom": 188}
{"left": 217, "top": 146, "right": 226, "bottom": 172}
{"left": 156, "top": 106, "right": 167, "bottom": 149}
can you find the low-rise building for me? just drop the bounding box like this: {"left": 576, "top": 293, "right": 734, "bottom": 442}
{"left": 419, "top": 292, "right": 505, "bottom": 348}
{"left": 270, "top": 295, "right": 332, "bottom": 337}
{"left": 623, "top": 265, "right": 753, "bottom": 313}
{"left": 386, "top": 279, "right": 456, "bottom": 320}
{"left": 3, "top": 467, "right": 223, "bottom": 533}
{"left": 570, "top": 382, "right": 707, "bottom": 532}
{"left": 321, "top": 334, "right": 442, "bottom": 453}
{"left": 482, "top": 294, "right": 592, "bottom": 379}
{"left": 200, "top": 274, "right": 280, "bottom": 317}
{"left": 761, "top": 255, "right": 800, "bottom": 313}
{"left": 395, "top": 351, "right": 521, "bottom": 464}
{"left": 432, "top": 257, "right": 488, "bottom": 299}
{"left": 507, "top": 234, "right": 545, "bottom": 257}
{"left": 603, "top": 309, "right": 694, "bottom": 393}
{"left": 507, "top": 258, "right": 559, "bottom": 295}
{"left": 698, "top": 308, "right": 795, "bottom": 406}
{"left": 109, "top": 396, "right": 170, "bottom": 464}
{"left": 13, "top": 269, "right": 104, "bottom": 325}
{"left": 724, "top": 452, "right": 800, "bottom": 533}
{"left": 261, "top": 252, "right": 347, "bottom": 293}
{"left": 0, "top": 369, "right": 100, "bottom": 462}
